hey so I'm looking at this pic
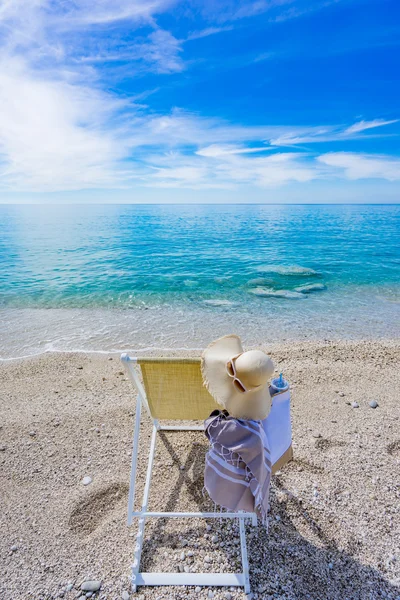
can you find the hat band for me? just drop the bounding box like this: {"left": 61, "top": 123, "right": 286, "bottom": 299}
{"left": 226, "top": 353, "right": 261, "bottom": 394}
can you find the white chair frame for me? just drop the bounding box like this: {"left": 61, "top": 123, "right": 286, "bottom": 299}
{"left": 121, "top": 353, "right": 257, "bottom": 594}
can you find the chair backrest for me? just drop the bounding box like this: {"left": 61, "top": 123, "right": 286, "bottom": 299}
{"left": 138, "top": 357, "right": 219, "bottom": 420}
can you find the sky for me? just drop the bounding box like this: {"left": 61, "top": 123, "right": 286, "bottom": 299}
{"left": 0, "top": 0, "right": 399, "bottom": 203}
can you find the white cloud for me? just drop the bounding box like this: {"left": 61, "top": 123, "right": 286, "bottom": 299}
{"left": 0, "top": 58, "right": 134, "bottom": 191}
{"left": 344, "top": 119, "right": 399, "bottom": 135}
{"left": 318, "top": 152, "right": 400, "bottom": 181}
{"left": 144, "top": 148, "right": 321, "bottom": 189}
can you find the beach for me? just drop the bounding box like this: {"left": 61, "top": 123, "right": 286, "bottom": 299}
{"left": 1, "top": 340, "right": 399, "bottom": 600}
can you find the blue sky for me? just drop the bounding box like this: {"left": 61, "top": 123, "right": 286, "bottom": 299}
{"left": 0, "top": 0, "right": 399, "bottom": 203}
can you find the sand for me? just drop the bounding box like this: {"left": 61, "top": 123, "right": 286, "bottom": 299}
{"left": 0, "top": 340, "right": 399, "bottom": 600}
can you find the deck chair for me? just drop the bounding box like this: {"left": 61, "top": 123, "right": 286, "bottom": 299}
{"left": 121, "top": 354, "right": 293, "bottom": 594}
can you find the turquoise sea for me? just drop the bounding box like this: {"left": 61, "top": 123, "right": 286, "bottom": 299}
{"left": 0, "top": 204, "right": 399, "bottom": 359}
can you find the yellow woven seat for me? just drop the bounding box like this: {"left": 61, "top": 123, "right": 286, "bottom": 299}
{"left": 137, "top": 357, "right": 219, "bottom": 420}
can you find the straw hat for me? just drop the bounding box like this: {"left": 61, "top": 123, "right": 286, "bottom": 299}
{"left": 201, "top": 335, "right": 275, "bottom": 420}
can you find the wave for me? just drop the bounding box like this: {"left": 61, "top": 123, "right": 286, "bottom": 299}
{"left": 294, "top": 283, "right": 327, "bottom": 293}
{"left": 249, "top": 287, "right": 306, "bottom": 299}
{"left": 256, "top": 265, "right": 319, "bottom": 276}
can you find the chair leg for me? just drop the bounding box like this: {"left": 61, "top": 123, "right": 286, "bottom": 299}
{"left": 131, "top": 425, "right": 158, "bottom": 591}
{"left": 239, "top": 518, "right": 251, "bottom": 594}
{"left": 127, "top": 398, "right": 142, "bottom": 527}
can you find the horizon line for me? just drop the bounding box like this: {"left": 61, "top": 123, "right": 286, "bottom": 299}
{"left": 0, "top": 202, "right": 399, "bottom": 207}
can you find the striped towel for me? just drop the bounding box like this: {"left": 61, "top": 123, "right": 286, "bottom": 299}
{"left": 204, "top": 410, "right": 272, "bottom": 524}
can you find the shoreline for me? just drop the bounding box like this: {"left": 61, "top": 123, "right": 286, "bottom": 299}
{"left": 2, "top": 303, "right": 400, "bottom": 361}
{"left": 1, "top": 340, "right": 399, "bottom": 599}
{"left": 2, "top": 336, "right": 400, "bottom": 363}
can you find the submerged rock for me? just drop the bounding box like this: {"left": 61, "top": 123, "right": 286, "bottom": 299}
{"left": 249, "top": 287, "right": 305, "bottom": 299}
{"left": 294, "top": 283, "right": 327, "bottom": 293}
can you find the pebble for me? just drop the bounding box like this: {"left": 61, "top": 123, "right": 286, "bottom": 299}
{"left": 211, "top": 535, "right": 218, "bottom": 543}
{"left": 206, "top": 524, "right": 212, "bottom": 531}
{"left": 81, "top": 581, "right": 102, "bottom": 592}
{"left": 204, "top": 555, "right": 212, "bottom": 563}
{"left": 195, "top": 587, "right": 201, "bottom": 593}
{"left": 0, "top": 445, "right": 6, "bottom": 451}
{"left": 187, "top": 550, "right": 194, "bottom": 557}
{"left": 181, "top": 539, "right": 188, "bottom": 547}
{"left": 122, "top": 594, "right": 130, "bottom": 600}
{"left": 66, "top": 584, "right": 73, "bottom": 592}
{"left": 224, "top": 593, "right": 233, "bottom": 600}
{"left": 29, "top": 431, "right": 36, "bottom": 437}
{"left": 351, "top": 402, "right": 359, "bottom": 408}
{"left": 312, "top": 432, "right": 322, "bottom": 438}
{"left": 10, "top": 545, "right": 18, "bottom": 552}
{"left": 81, "top": 476, "right": 92, "bottom": 486}
{"left": 180, "top": 552, "right": 185, "bottom": 560}
{"left": 369, "top": 400, "right": 379, "bottom": 408}
{"left": 338, "top": 392, "right": 345, "bottom": 397}
{"left": 208, "top": 591, "right": 215, "bottom": 599}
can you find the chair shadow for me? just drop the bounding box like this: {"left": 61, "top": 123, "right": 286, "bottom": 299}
{"left": 139, "top": 438, "right": 398, "bottom": 599}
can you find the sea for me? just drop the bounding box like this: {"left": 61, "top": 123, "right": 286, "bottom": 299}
{"left": 0, "top": 203, "right": 399, "bottom": 360}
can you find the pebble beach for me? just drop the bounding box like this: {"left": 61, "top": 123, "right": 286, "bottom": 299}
{"left": 1, "top": 340, "right": 399, "bottom": 600}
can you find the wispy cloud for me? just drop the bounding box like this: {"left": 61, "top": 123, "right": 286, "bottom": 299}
{"left": 344, "top": 119, "right": 399, "bottom": 135}
{"left": 269, "top": 119, "right": 399, "bottom": 147}
{"left": 186, "top": 26, "right": 234, "bottom": 41}
{"left": 194, "top": 0, "right": 345, "bottom": 24}
{"left": 318, "top": 152, "right": 400, "bottom": 181}
{"left": 196, "top": 144, "right": 272, "bottom": 157}
{"left": 137, "top": 29, "right": 184, "bottom": 73}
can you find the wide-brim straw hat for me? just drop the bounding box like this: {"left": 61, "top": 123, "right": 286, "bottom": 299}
{"left": 201, "top": 334, "right": 275, "bottom": 420}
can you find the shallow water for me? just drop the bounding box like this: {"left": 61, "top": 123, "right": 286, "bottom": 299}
{"left": 0, "top": 204, "right": 399, "bottom": 358}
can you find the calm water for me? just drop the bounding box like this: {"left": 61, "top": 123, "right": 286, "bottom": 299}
{"left": 0, "top": 204, "right": 399, "bottom": 359}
